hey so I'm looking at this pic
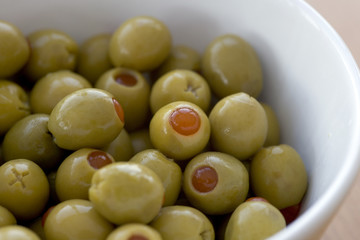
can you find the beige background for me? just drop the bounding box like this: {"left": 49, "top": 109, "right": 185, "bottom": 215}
{"left": 306, "top": 1, "right": 360, "bottom": 239}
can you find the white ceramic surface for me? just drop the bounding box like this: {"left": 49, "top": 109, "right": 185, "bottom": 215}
{"left": 2, "top": 0, "right": 360, "bottom": 239}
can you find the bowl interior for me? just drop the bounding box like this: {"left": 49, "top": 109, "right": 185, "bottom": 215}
{"left": 2, "top": 0, "right": 360, "bottom": 239}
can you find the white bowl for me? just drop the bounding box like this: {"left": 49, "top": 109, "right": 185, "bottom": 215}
{"left": 2, "top": 0, "right": 360, "bottom": 239}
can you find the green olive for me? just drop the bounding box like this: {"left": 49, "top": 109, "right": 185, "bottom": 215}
{"left": 2, "top": 114, "right": 65, "bottom": 171}
{"left": 225, "top": 201, "right": 286, "bottom": 240}
{"left": 44, "top": 199, "right": 114, "bottom": 240}
{"left": 0, "top": 225, "right": 40, "bottom": 240}
{"left": 56, "top": 148, "right": 115, "bottom": 201}
{"left": 48, "top": 88, "right": 124, "bottom": 150}
{"left": 0, "top": 205, "right": 17, "bottom": 227}
{"left": 23, "top": 29, "right": 78, "bottom": 81}
{"left": 77, "top": 33, "right": 113, "bottom": 84}
{"left": 150, "top": 205, "right": 215, "bottom": 240}
{"left": 30, "top": 70, "right": 92, "bottom": 114}
{"left": 183, "top": 151, "right": 249, "bottom": 215}
{"left": 101, "top": 129, "right": 134, "bottom": 162}
{"left": 150, "top": 69, "right": 211, "bottom": 114}
{"left": 0, "top": 159, "right": 49, "bottom": 221}
{"left": 109, "top": 16, "right": 172, "bottom": 71}
{"left": 201, "top": 34, "right": 263, "bottom": 98}
{"left": 261, "top": 102, "right": 281, "bottom": 147}
{"left": 107, "top": 224, "right": 162, "bottom": 240}
{"left": 154, "top": 45, "right": 201, "bottom": 77}
{"left": 250, "top": 144, "right": 308, "bottom": 209}
{"left": 89, "top": 162, "right": 164, "bottom": 225}
{"left": 149, "top": 101, "right": 210, "bottom": 161}
{"left": 0, "top": 20, "right": 30, "bottom": 78}
{"left": 209, "top": 92, "right": 267, "bottom": 160}
{"left": 129, "top": 149, "right": 182, "bottom": 206}
{"left": 129, "top": 128, "right": 154, "bottom": 154}
{"left": 95, "top": 67, "right": 150, "bottom": 131}
{"left": 0, "top": 80, "right": 31, "bottom": 135}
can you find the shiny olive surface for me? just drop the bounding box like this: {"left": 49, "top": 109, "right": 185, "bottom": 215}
{"left": 89, "top": 162, "right": 164, "bottom": 225}
{"left": 0, "top": 20, "right": 30, "bottom": 78}
{"left": 225, "top": 201, "right": 286, "bottom": 240}
{"left": 183, "top": 152, "right": 249, "bottom": 215}
{"left": 250, "top": 144, "right": 308, "bottom": 209}
{"left": 155, "top": 45, "right": 201, "bottom": 77}
{"left": 129, "top": 128, "right": 154, "bottom": 154}
{"left": 48, "top": 88, "right": 124, "bottom": 150}
{"left": 2, "top": 114, "right": 65, "bottom": 171}
{"left": 44, "top": 199, "right": 114, "bottom": 240}
{"left": 0, "top": 159, "right": 49, "bottom": 221}
{"left": 77, "top": 33, "right": 113, "bottom": 83}
{"left": 150, "top": 69, "right": 211, "bottom": 114}
{"left": 101, "top": 129, "right": 134, "bottom": 162}
{"left": 149, "top": 101, "right": 210, "bottom": 161}
{"left": 0, "top": 225, "right": 40, "bottom": 240}
{"left": 209, "top": 92, "right": 267, "bottom": 160}
{"left": 201, "top": 34, "right": 263, "bottom": 99}
{"left": 0, "top": 205, "right": 17, "bottom": 227}
{"left": 150, "top": 205, "right": 215, "bottom": 240}
{"left": 30, "top": 70, "right": 92, "bottom": 114}
{"left": 109, "top": 16, "right": 171, "bottom": 71}
{"left": 23, "top": 29, "right": 78, "bottom": 81}
{"left": 261, "top": 102, "right": 281, "bottom": 147}
{"left": 0, "top": 80, "right": 31, "bottom": 135}
{"left": 56, "top": 148, "right": 115, "bottom": 201}
{"left": 107, "top": 224, "right": 162, "bottom": 240}
{"left": 129, "top": 149, "right": 182, "bottom": 206}
{"left": 95, "top": 67, "right": 150, "bottom": 131}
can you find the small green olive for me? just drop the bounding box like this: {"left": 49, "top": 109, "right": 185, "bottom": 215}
{"left": 30, "top": 70, "right": 92, "bottom": 114}
{"left": 150, "top": 69, "right": 211, "bottom": 114}
{"left": 0, "top": 20, "right": 30, "bottom": 78}
{"left": 23, "top": 29, "right": 78, "bottom": 81}
{"left": 201, "top": 34, "right": 263, "bottom": 98}
{"left": 183, "top": 152, "right": 249, "bottom": 215}
{"left": 0, "top": 159, "right": 49, "bottom": 221}
{"left": 89, "top": 162, "right": 164, "bottom": 225}
{"left": 107, "top": 224, "right": 162, "bottom": 240}
{"left": 209, "top": 92, "right": 267, "bottom": 160}
{"left": 77, "top": 33, "right": 113, "bottom": 84}
{"left": 109, "top": 16, "right": 172, "bottom": 71}
{"left": 95, "top": 67, "right": 150, "bottom": 131}
{"left": 55, "top": 148, "right": 115, "bottom": 201}
{"left": 48, "top": 88, "right": 124, "bottom": 150}
{"left": 2, "top": 114, "right": 65, "bottom": 171}
{"left": 149, "top": 101, "right": 210, "bottom": 161}
{"left": 250, "top": 144, "right": 308, "bottom": 209}
{"left": 150, "top": 205, "right": 215, "bottom": 240}
{"left": 44, "top": 199, "right": 114, "bottom": 240}
{"left": 0, "top": 80, "right": 31, "bottom": 135}
{"left": 129, "top": 149, "right": 182, "bottom": 206}
{"left": 225, "top": 201, "right": 286, "bottom": 240}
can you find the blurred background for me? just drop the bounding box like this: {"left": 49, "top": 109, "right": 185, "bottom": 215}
{"left": 306, "top": 0, "right": 360, "bottom": 239}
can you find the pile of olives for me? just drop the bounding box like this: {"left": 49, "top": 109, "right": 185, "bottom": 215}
{"left": 0, "top": 16, "right": 308, "bottom": 240}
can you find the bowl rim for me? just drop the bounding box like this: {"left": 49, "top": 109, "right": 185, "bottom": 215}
{"left": 269, "top": 1, "right": 360, "bottom": 239}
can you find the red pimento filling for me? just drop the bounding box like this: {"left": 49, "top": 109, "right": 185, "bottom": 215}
{"left": 192, "top": 166, "right": 218, "bottom": 193}
{"left": 87, "top": 150, "right": 113, "bottom": 169}
{"left": 169, "top": 107, "right": 201, "bottom": 136}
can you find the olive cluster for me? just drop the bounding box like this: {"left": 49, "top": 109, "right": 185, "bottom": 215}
{"left": 0, "top": 16, "right": 308, "bottom": 240}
